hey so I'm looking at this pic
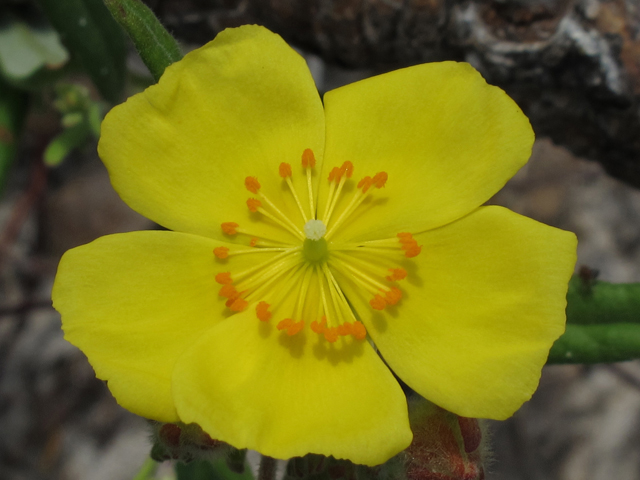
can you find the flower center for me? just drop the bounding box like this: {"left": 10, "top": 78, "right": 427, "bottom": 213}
{"left": 213, "top": 148, "right": 422, "bottom": 343}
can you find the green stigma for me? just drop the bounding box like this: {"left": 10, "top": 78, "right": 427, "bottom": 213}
{"left": 303, "top": 220, "right": 328, "bottom": 263}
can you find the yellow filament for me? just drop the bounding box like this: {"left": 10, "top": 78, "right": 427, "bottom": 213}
{"left": 256, "top": 207, "right": 304, "bottom": 240}
{"left": 331, "top": 250, "right": 393, "bottom": 279}
{"left": 324, "top": 174, "right": 347, "bottom": 225}
{"left": 329, "top": 260, "right": 381, "bottom": 297}
{"left": 322, "top": 263, "right": 359, "bottom": 325}
{"left": 325, "top": 190, "right": 368, "bottom": 240}
{"left": 234, "top": 227, "right": 291, "bottom": 246}
{"left": 232, "top": 248, "right": 301, "bottom": 282}
{"left": 285, "top": 177, "right": 309, "bottom": 223}
{"left": 306, "top": 168, "right": 314, "bottom": 219}
{"left": 225, "top": 246, "right": 294, "bottom": 256}
{"left": 248, "top": 262, "right": 305, "bottom": 306}
{"left": 237, "top": 253, "right": 302, "bottom": 292}
{"left": 330, "top": 257, "right": 389, "bottom": 292}
{"left": 317, "top": 265, "right": 334, "bottom": 327}
{"left": 294, "top": 265, "right": 314, "bottom": 320}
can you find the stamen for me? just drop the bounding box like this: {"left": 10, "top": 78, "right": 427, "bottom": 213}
{"left": 372, "top": 172, "right": 388, "bottom": 188}
{"left": 280, "top": 161, "right": 308, "bottom": 222}
{"left": 229, "top": 297, "right": 248, "bottom": 312}
{"left": 250, "top": 237, "right": 258, "bottom": 247}
{"left": 352, "top": 321, "right": 367, "bottom": 340}
{"left": 387, "top": 268, "right": 408, "bottom": 281}
{"left": 221, "top": 222, "right": 239, "bottom": 235}
{"left": 302, "top": 149, "right": 316, "bottom": 220}
{"left": 301, "top": 148, "right": 316, "bottom": 168}
{"left": 247, "top": 198, "right": 262, "bottom": 212}
{"left": 215, "top": 272, "right": 233, "bottom": 285}
{"left": 245, "top": 176, "right": 261, "bottom": 193}
{"left": 311, "top": 317, "right": 327, "bottom": 334}
{"left": 385, "top": 287, "right": 402, "bottom": 305}
{"left": 247, "top": 196, "right": 304, "bottom": 240}
{"left": 279, "top": 162, "right": 292, "bottom": 178}
{"left": 214, "top": 247, "right": 229, "bottom": 259}
{"left": 256, "top": 301, "right": 272, "bottom": 322}
{"left": 218, "top": 284, "right": 237, "bottom": 298}
{"left": 370, "top": 294, "right": 387, "bottom": 310}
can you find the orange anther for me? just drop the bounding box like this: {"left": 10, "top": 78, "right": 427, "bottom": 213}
{"left": 386, "top": 268, "right": 408, "bottom": 281}
{"left": 279, "top": 162, "right": 292, "bottom": 178}
{"left": 229, "top": 297, "right": 248, "bottom": 312}
{"left": 397, "top": 232, "right": 413, "bottom": 240}
{"left": 370, "top": 294, "right": 387, "bottom": 310}
{"left": 302, "top": 148, "right": 316, "bottom": 168}
{"left": 221, "top": 222, "right": 239, "bottom": 235}
{"left": 324, "top": 327, "right": 339, "bottom": 343}
{"left": 311, "top": 319, "right": 326, "bottom": 333}
{"left": 385, "top": 287, "right": 402, "bottom": 306}
{"left": 215, "top": 272, "right": 233, "bottom": 285}
{"left": 357, "top": 176, "right": 374, "bottom": 193}
{"left": 277, "top": 318, "right": 294, "bottom": 331}
{"left": 219, "top": 284, "right": 238, "bottom": 298}
{"left": 249, "top": 237, "right": 258, "bottom": 247}
{"left": 328, "top": 167, "right": 341, "bottom": 182}
{"left": 287, "top": 320, "right": 304, "bottom": 336}
{"left": 373, "top": 171, "right": 388, "bottom": 188}
{"left": 245, "top": 176, "right": 261, "bottom": 193}
{"left": 247, "top": 198, "right": 262, "bottom": 212}
{"left": 214, "top": 247, "right": 229, "bottom": 259}
{"left": 352, "top": 321, "right": 367, "bottom": 340}
{"left": 404, "top": 244, "right": 422, "bottom": 258}
{"left": 341, "top": 161, "right": 354, "bottom": 178}
{"left": 337, "top": 322, "right": 353, "bottom": 336}
{"left": 256, "top": 301, "right": 271, "bottom": 322}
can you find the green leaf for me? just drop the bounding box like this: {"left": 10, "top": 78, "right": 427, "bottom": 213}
{"left": 176, "top": 458, "right": 253, "bottom": 480}
{"left": 0, "top": 77, "right": 28, "bottom": 194}
{"left": 44, "top": 121, "right": 91, "bottom": 167}
{"left": 35, "top": 0, "right": 126, "bottom": 103}
{"left": 0, "top": 19, "right": 69, "bottom": 82}
{"left": 548, "top": 323, "right": 640, "bottom": 364}
{"left": 104, "top": 0, "right": 182, "bottom": 82}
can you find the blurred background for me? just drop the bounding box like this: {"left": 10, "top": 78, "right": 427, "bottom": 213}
{"left": 1, "top": 0, "right": 640, "bottom": 479}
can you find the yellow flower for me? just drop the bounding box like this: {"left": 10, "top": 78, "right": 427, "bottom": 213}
{"left": 52, "top": 25, "right": 577, "bottom": 466}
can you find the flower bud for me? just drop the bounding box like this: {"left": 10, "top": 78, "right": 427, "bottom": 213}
{"left": 149, "top": 421, "right": 237, "bottom": 465}
{"left": 404, "top": 397, "right": 486, "bottom": 480}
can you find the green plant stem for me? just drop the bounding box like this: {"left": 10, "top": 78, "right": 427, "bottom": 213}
{"left": 132, "top": 457, "right": 157, "bottom": 480}
{"left": 103, "top": 0, "right": 182, "bottom": 82}
{"left": 547, "top": 275, "right": 640, "bottom": 364}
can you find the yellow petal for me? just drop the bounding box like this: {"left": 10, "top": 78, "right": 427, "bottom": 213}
{"left": 320, "top": 62, "right": 534, "bottom": 243}
{"left": 336, "top": 206, "right": 576, "bottom": 420}
{"left": 172, "top": 310, "right": 412, "bottom": 466}
{"left": 52, "top": 231, "right": 278, "bottom": 421}
{"left": 99, "top": 25, "right": 324, "bottom": 242}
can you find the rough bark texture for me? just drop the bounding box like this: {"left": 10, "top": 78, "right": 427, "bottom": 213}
{"left": 148, "top": 0, "right": 640, "bottom": 189}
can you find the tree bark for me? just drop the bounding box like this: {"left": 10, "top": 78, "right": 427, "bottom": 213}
{"left": 150, "top": 0, "right": 640, "bottom": 188}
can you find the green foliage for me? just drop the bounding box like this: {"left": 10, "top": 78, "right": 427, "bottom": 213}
{"left": 0, "top": 77, "right": 28, "bottom": 193}
{"left": 176, "top": 458, "right": 253, "bottom": 480}
{"left": 104, "top": 0, "right": 182, "bottom": 82}
{"left": 44, "top": 83, "right": 105, "bottom": 167}
{"left": 35, "top": 0, "right": 126, "bottom": 103}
